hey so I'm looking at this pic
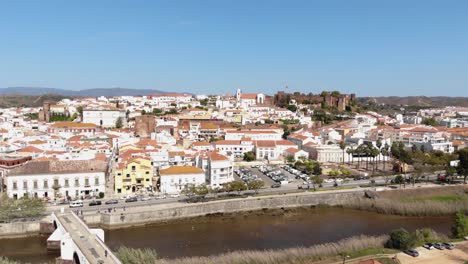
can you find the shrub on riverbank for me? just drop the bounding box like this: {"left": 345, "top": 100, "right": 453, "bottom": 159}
{"left": 341, "top": 196, "right": 468, "bottom": 216}
{"left": 153, "top": 235, "right": 388, "bottom": 264}
{"left": 339, "top": 186, "right": 468, "bottom": 216}
{"left": 0, "top": 194, "right": 46, "bottom": 222}
{"left": 0, "top": 257, "right": 21, "bottom": 264}
{"left": 116, "top": 246, "right": 158, "bottom": 264}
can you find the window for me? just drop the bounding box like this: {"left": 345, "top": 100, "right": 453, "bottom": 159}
{"left": 33, "top": 181, "right": 38, "bottom": 189}
{"left": 95, "top": 177, "right": 99, "bottom": 185}
{"left": 54, "top": 179, "right": 59, "bottom": 187}
{"left": 23, "top": 181, "right": 28, "bottom": 190}
{"left": 131, "top": 166, "right": 136, "bottom": 171}
{"left": 64, "top": 179, "right": 69, "bottom": 187}
{"left": 75, "top": 178, "right": 79, "bottom": 187}
{"left": 13, "top": 181, "right": 17, "bottom": 190}
{"left": 146, "top": 171, "right": 149, "bottom": 175}
{"left": 126, "top": 174, "right": 130, "bottom": 178}
{"left": 117, "top": 173, "right": 121, "bottom": 176}
{"left": 44, "top": 180, "right": 49, "bottom": 188}
{"left": 85, "top": 178, "right": 89, "bottom": 186}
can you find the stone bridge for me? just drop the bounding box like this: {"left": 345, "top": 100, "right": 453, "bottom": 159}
{"left": 48, "top": 211, "right": 121, "bottom": 264}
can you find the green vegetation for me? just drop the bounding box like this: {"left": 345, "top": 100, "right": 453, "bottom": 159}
{"left": 0, "top": 257, "right": 21, "bottom": 264}
{"left": 386, "top": 228, "right": 417, "bottom": 250}
{"left": 452, "top": 211, "right": 468, "bottom": 239}
{"left": 342, "top": 186, "right": 468, "bottom": 216}
{"left": 199, "top": 98, "right": 209, "bottom": 106}
{"left": 243, "top": 151, "right": 256, "bottom": 162}
{"left": 153, "top": 235, "right": 388, "bottom": 264}
{"left": 115, "top": 117, "right": 124, "bottom": 128}
{"left": 422, "top": 117, "right": 438, "bottom": 126}
{"left": 0, "top": 194, "right": 46, "bottom": 222}
{"left": 24, "top": 113, "right": 38, "bottom": 120}
{"left": 116, "top": 246, "right": 158, "bottom": 264}
{"left": 246, "top": 179, "right": 264, "bottom": 194}
{"left": 457, "top": 148, "right": 468, "bottom": 183}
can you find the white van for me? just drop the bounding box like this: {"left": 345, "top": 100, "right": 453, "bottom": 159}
{"left": 69, "top": 200, "right": 84, "bottom": 208}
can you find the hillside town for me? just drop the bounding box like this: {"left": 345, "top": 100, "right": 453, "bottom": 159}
{"left": 0, "top": 89, "right": 466, "bottom": 203}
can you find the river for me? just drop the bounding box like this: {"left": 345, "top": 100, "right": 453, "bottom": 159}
{"left": 0, "top": 208, "right": 453, "bottom": 263}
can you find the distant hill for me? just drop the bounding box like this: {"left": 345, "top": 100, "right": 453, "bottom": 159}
{"left": 0, "top": 94, "right": 70, "bottom": 108}
{"left": 358, "top": 96, "right": 468, "bottom": 107}
{"left": 0, "top": 87, "right": 169, "bottom": 97}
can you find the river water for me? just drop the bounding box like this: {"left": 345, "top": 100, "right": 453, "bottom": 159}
{"left": 0, "top": 208, "right": 453, "bottom": 263}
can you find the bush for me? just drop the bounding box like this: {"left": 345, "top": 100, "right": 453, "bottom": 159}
{"left": 386, "top": 228, "right": 416, "bottom": 250}
{"left": 116, "top": 246, "right": 157, "bottom": 264}
{"left": 243, "top": 151, "right": 256, "bottom": 162}
{"left": 99, "top": 192, "right": 105, "bottom": 199}
{"left": 452, "top": 211, "right": 468, "bottom": 239}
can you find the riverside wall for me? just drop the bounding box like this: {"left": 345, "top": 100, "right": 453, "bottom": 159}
{"left": 100, "top": 189, "right": 365, "bottom": 229}
{"left": 0, "top": 189, "right": 366, "bottom": 237}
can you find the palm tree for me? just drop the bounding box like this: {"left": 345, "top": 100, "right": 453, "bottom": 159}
{"left": 376, "top": 139, "right": 382, "bottom": 169}
{"left": 346, "top": 147, "right": 354, "bottom": 166}
{"left": 370, "top": 146, "right": 380, "bottom": 175}
{"left": 339, "top": 141, "right": 346, "bottom": 164}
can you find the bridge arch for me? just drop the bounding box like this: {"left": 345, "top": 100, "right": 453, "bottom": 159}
{"left": 73, "top": 251, "right": 81, "bottom": 264}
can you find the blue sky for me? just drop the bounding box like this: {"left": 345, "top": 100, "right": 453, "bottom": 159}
{"left": 0, "top": 0, "right": 467, "bottom": 96}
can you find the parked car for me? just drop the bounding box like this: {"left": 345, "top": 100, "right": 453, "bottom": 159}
{"left": 156, "top": 195, "right": 167, "bottom": 199}
{"left": 442, "top": 242, "right": 455, "bottom": 250}
{"left": 105, "top": 199, "right": 119, "bottom": 205}
{"left": 423, "top": 243, "right": 435, "bottom": 250}
{"left": 140, "top": 196, "right": 151, "bottom": 201}
{"left": 403, "top": 249, "right": 419, "bottom": 257}
{"left": 69, "top": 200, "right": 83, "bottom": 208}
{"left": 89, "top": 200, "right": 102, "bottom": 206}
{"left": 125, "top": 197, "right": 138, "bottom": 203}
{"left": 170, "top": 194, "right": 180, "bottom": 198}
{"left": 271, "top": 183, "right": 281, "bottom": 188}
{"left": 434, "top": 243, "right": 445, "bottom": 250}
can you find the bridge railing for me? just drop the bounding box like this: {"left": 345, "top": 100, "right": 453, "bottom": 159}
{"left": 94, "top": 234, "right": 123, "bottom": 264}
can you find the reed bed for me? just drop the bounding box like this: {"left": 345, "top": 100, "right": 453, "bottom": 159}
{"left": 154, "top": 235, "right": 388, "bottom": 264}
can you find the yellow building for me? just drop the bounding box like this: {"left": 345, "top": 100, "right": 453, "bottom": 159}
{"left": 114, "top": 157, "right": 154, "bottom": 194}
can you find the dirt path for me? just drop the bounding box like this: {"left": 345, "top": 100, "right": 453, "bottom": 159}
{"left": 397, "top": 241, "right": 468, "bottom": 264}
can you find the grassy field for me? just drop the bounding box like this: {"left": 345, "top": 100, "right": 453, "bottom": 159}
{"left": 341, "top": 186, "right": 468, "bottom": 216}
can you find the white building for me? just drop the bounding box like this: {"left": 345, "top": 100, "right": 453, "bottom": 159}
{"left": 159, "top": 166, "right": 205, "bottom": 194}
{"left": 225, "top": 130, "right": 282, "bottom": 141}
{"left": 6, "top": 160, "right": 107, "bottom": 199}
{"left": 213, "top": 139, "right": 255, "bottom": 158}
{"left": 83, "top": 109, "right": 127, "bottom": 128}
{"left": 198, "top": 152, "right": 234, "bottom": 189}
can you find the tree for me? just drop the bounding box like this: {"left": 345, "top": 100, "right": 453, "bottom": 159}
{"left": 386, "top": 228, "right": 417, "bottom": 250}
{"left": 339, "top": 141, "right": 346, "bottom": 164}
{"left": 221, "top": 182, "right": 233, "bottom": 194}
{"left": 393, "top": 174, "right": 404, "bottom": 186}
{"left": 194, "top": 184, "right": 210, "bottom": 199}
{"left": 312, "top": 162, "right": 322, "bottom": 176}
{"left": 243, "top": 151, "right": 256, "bottom": 162}
{"left": 230, "top": 181, "right": 247, "bottom": 195}
{"left": 115, "top": 117, "right": 123, "bottom": 128}
{"left": 310, "top": 175, "right": 323, "bottom": 191}
{"left": 457, "top": 148, "right": 468, "bottom": 183}
{"left": 200, "top": 98, "right": 209, "bottom": 106}
{"left": 286, "top": 156, "right": 295, "bottom": 164}
{"left": 286, "top": 104, "right": 297, "bottom": 112}
{"left": 451, "top": 211, "right": 468, "bottom": 239}
{"left": 246, "top": 179, "right": 264, "bottom": 194}
{"left": 422, "top": 117, "right": 438, "bottom": 126}
{"left": 77, "top": 106, "right": 83, "bottom": 118}
{"left": 346, "top": 147, "right": 354, "bottom": 165}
